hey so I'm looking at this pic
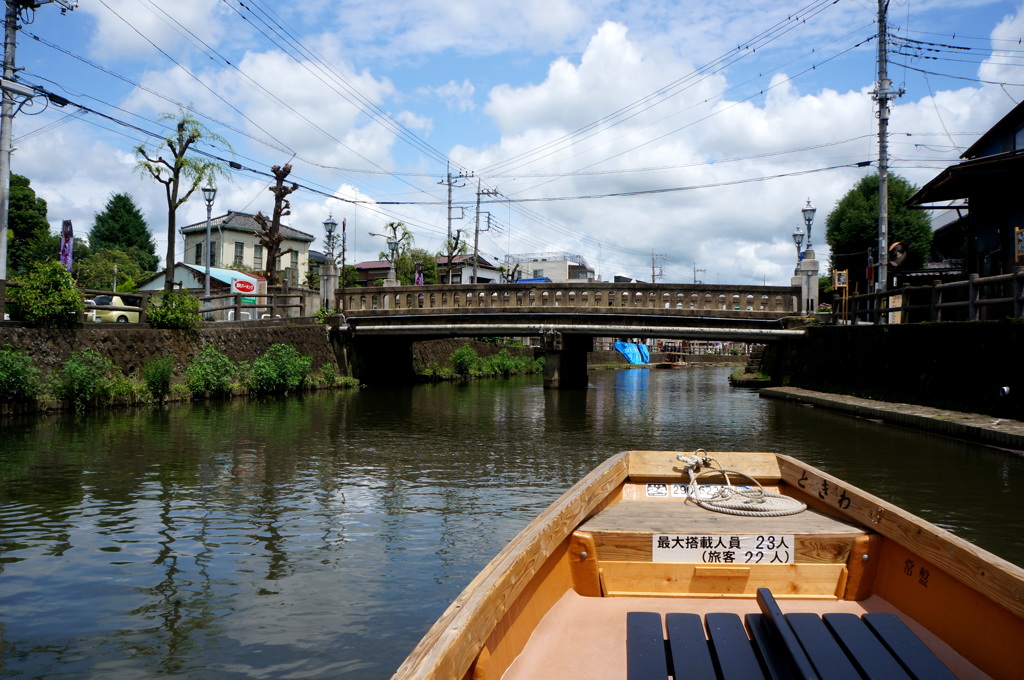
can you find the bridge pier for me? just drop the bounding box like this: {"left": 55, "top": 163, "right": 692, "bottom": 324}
{"left": 542, "top": 332, "right": 592, "bottom": 390}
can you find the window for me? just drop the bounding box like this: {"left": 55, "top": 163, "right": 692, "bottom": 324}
{"left": 234, "top": 242, "right": 244, "bottom": 266}
{"left": 291, "top": 251, "right": 299, "bottom": 269}
{"left": 210, "top": 242, "right": 218, "bottom": 268}
{"left": 533, "top": 269, "right": 544, "bottom": 278}
{"left": 194, "top": 243, "right": 202, "bottom": 265}
{"left": 254, "top": 245, "right": 263, "bottom": 270}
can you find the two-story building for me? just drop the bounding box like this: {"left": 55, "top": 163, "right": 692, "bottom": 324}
{"left": 179, "top": 211, "right": 315, "bottom": 285}
{"left": 505, "top": 252, "right": 596, "bottom": 283}
{"left": 909, "top": 100, "right": 1024, "bottom": 278}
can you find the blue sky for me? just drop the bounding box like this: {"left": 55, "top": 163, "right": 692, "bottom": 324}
{"left": 12, "top": 0, "right": 1024, "bottom": 284}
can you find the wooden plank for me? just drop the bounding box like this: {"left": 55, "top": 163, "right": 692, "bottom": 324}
{"left": 665, "top": 613, "right": 716, "bottom": 680}
{"left": 391, "top": 451, "right": 630, "bottom": 680}
{"left": 776, "top": 454, "right": 1024, "bottom": 621}
{"left": 599, "top": 562, "right": 846, "bottom": 598}
{"left": 626, "top": 612, "right": 669, "bottom": 680}
{"left": 822, "top": 613, "right": 912, "bottom": 680}
{"left": 568, "top": 531, "right": 601, "bottom": 596}
{"left": 861, "top": 613, "right": 958, "bottom": 680}
{"left": 627, "top": 450, "right": 782, "bottom": 483}
{"left": 705, "top": 613, "right": 767, "bottom": 679}
{"left": 784, "top": 613, "right": 859, "bottom": 680}
{"left": 591, "top": 532, "right": 857, "bottom": 565}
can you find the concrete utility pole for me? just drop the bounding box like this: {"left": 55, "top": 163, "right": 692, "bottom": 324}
{"left": 0, "top": 0, "right": 76, "bottom": 281}
{"left": 872, "top": 0, "right": 902, "bottom": 294}
{"left": 650, "top": 252, "right": 667, "bottom": 283}
{"left": 473, "top": 179, "right": 499, "bottom": 283}
{"left": 438, "top": 163, "right": 471, "bottom": 283}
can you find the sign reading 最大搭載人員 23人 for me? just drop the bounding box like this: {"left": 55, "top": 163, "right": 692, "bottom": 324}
{"left": 651, "top": 534, "right": 794, "bottom": 564}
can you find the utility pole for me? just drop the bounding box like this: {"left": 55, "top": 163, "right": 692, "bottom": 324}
{"left": 0, "top": 0, "right": 76, "bottom": 281}
{"left": 473, "top": 179, "right": 499, "bottom": 283}
{"left": 438, "top": 162, "right": 471, "bottom": 283}
{"left": 693, "top": 264, "right": 705, "bottom": 285}
{"left": 872, "top": 0, "right": 902, "bottom": 295}
{"left": 650, "top": 251, "right": 667, "bottom": 283}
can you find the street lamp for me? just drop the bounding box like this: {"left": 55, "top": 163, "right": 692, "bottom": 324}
{"left": 323, "top": 214, "right": 338, "bottom": 259}
{"left": 202, "top": 184, "right": 216, "bottom": 304}
{"left": 369, "top": 231, "right": 400, "bottom": 285}
{"left": 801, "top": 198, "right": 816, "bottom": 252}
{"left": 323, "top": 214, "right": 347, "bottom": 311}
{"left": 792, "top": 224, "right": 804, "bottom": 262}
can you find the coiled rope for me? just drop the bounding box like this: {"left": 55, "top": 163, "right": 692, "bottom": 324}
{"left": 676, "top": 450, "right": 806, "bottom": 517}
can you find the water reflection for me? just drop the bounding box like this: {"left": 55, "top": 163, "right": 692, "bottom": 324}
{"left": 0, "top": 368, "right": 1021, "bottom": 678}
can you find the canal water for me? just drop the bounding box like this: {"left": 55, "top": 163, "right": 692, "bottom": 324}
{"left": 1, "top": 367, "right": 1021, "bottom": 678}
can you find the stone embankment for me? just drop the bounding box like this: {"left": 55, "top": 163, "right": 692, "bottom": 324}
{"left": 761, "top": 386, "right": 1024, "bottom": 453}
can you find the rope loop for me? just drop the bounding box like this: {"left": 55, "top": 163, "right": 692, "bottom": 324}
{"left": 676, "top": 449, "right": 806, "bottom": 517}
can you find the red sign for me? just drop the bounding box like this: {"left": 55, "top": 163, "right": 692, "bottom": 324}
{"left": 233, "top": 280, "right": 256, "bottom": 293}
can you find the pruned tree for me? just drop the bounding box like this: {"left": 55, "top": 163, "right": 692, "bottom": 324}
{"left": 438, "top": 230, "right": 468, "bottom": 283}
{"left": 135, "top": 110, "right": 231, "bottom": 291}
{"left": 253, "top": 163, "right": 299, "bottom": 286}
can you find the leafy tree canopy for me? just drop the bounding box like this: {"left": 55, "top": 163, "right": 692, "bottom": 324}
{"left": 8, "top": 174, "right": 51, "bottom": 273}
{"left": 90, "top": 193, "right": 158, "bottom": 272}
{"left": 75, "top": 247, "right": 146, "bottom": 292}
{"left": 825, "top": 173, "right": 932, "bottom": 291}
{"left": 395, "top": 248, "right": 438, "bottom": 285}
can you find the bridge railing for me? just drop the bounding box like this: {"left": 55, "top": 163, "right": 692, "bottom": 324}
{"left": 341, "top": 281, "right": 800, "bottom": 315}
{"left": 845, "top": 268, "right": 1024, "bottom": 323}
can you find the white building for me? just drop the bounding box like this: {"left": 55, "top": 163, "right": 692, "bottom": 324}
{"left": 506, "top": 252, "right": 596, "bottom": 283}
{"left": 179, "top": 211, "right": 315, "bottom": 285}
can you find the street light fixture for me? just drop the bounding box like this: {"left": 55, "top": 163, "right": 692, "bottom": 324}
{"left": 323, "top": 214, "right": 347, "bottom": 311}
{"left": 323, "top": 214, "right": 338, "bottom": 259}
{"left": 801, "top": 198, "right": 816, "bottom": 252}
{"left": 202, "top": 184, "right": 216, "bottom": 304}
{"left": 792, "top": 224, "right": 804, "bottom": 261}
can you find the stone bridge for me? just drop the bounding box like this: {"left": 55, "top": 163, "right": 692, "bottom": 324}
{"left": 334, "top": 281, "right": 808, "bottom": 389}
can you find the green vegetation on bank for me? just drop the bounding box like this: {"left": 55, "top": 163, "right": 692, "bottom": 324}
{"left": 0, "top": 343, "right": 356, "bottom": 413}
{"left": 420, "top": 343, "right": 545, "bottom": 381}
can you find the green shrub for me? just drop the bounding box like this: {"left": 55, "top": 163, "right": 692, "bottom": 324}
{"left": 8, "top": 261, "right": 84, "bottom": 328}
{"left": 184, "top": 345, "right": 236, "bottom": 395}
{"left": 450, "top": 343, "right": 478, "bottom": 377}
{"left": 246, "top": 344, "right": 312, "bottom": 394}
{"left": 0, "top": 344, "right": 41, "bottom": 402}
{"left": 148, "top": 290, "right": 201, "bottom": 329}
{"left": 143, "top": 356, "right": 175, "bottom": 402}
{"left": 50, "top": 349, "right": 121, "bottom": 410}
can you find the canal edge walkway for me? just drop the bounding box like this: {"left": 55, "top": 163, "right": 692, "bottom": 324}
{"left": 760, "top": 387, "right": 1024, "bottom": 454}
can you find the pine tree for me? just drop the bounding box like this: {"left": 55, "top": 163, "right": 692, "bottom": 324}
{"left": 90, "top": 193, "right": 159, "bottom": 271}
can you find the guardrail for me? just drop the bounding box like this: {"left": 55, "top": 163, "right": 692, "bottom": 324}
{"left": 340, "top": 281, "right": 800, "bottom": 315}
{"left": 844, "top": 268, "right": 1024, "bottom": 324}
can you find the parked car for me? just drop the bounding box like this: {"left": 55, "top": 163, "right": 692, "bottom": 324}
{"left": 87, "top": 294, "right": 142, "bottom": 323}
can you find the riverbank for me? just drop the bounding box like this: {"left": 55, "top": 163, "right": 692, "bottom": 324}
{"left": 761, "top": 386, "right": 1024, "bottom": 453}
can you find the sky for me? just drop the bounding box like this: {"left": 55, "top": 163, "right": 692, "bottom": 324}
{"left": 10, "top": 0, "right": 1024, "bottom": 285}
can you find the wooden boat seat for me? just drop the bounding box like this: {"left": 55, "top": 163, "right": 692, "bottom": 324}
{"left": 576, "top": 499, "right": 875, "bottom": 598}
{"left": 625, "top": 589, "right": 958, "bottom": 680}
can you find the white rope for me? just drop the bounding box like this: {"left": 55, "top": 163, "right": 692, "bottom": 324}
{"left": 677, "top": 450, "right": 806, "bottom": 517}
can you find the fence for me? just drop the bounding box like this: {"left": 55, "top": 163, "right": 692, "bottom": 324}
{"left": 845, "top": 268, "right": 1024, "bottom": 324}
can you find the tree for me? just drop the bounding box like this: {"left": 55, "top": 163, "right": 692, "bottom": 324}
{"left": 90, "top": 193, "right": 158, "bottom": 272}
{"left": 135, "top": 110, "right": 231, "bottom": 291}
{"left": 253, "top": 163, "right": 298, "bottom": 286}
{"left": 75, "top": 248, "right": 145, "bottom": 291}
{"left": 8, "top": 174, "right": 52, "bottom": 273}
{"left": 825, "top": 173, "right": 932, "bottom": 293}
{"left": 438, "top": 231, "right": 468, "bottom": 283}
{"left": 395, "top": 247, "right": 437, "bottom": 285}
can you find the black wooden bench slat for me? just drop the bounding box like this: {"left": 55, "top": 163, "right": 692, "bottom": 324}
{"left": 746, "top": 613, "right": 800, "bottom": 680}
{"left": 862, "top": 613, "right": 958, "bottom": 680}
{"left": 785, "top": 612, "right": 861, "bottom": 680}
{"left": 706, "top": 612, "right": 767, "bottom": 680}
{"left": 665, "top": 613, "right": 717, "bottom": 680}
{"left": 627, "top": 611, "right": 669, "bottom": 680}
{"left": 823, "top": 613, "right": 913, "bottom": 680}
{"left": 754, "top": 588, "right": 820, "bottom": 680}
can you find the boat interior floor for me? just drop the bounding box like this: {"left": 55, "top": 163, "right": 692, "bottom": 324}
{"left": 500, "top": 590, "right": 990, "bottom": 680}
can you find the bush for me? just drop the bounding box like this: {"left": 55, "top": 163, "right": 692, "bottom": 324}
{"left": 8, "top": 261, "right": 84, "bottom": 328}
{"left": 50, "top": 349, "right": 122, "bottom": 410}
{"left": 246, "top": 344, "right": 312, "bottom": 394}
{"left": 450, "top": 343, "right": 478, "bottom": 377}
{"left": 184, "top": 345, "right": 236, "bottom": 395}
{"left": 148, "top": 290, "right": 201, "bottom": 329}
{"left": 143, "top": 356, "right": 175, "bottom": 402}
{"left": 0, "top": 344, "right": 41, "bottom": 402}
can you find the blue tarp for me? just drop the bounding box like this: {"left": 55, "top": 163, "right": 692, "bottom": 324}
{"left": 614, "top": 341, "right": 650, "bottom": 365}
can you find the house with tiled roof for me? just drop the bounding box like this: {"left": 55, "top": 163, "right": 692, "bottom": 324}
{"left": 179, "top": 211, "right": 315, "bottom": 285}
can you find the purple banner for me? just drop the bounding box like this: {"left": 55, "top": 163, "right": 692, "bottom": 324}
{"left": 59, "top": 219, "right": 73, "bottom": 272}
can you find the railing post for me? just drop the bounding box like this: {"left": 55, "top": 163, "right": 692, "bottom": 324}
{"left": 1014, "top": 267, "right": 1024, "bottom": 318}
{"left": 234, "top": 294, "right": 242, "bottom": 321}
{"left": 968, "top": 273, "right": 980, "bottom": 321}
{"left": 931, "top": 278, "right": 941, "bottom": 322}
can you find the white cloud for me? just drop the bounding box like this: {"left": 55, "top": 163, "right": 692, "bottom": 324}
{"left": 420, "top": 80, "right": 476, "bottom": 113}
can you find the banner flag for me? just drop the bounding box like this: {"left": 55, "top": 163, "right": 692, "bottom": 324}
{"left": 59, "top": 219, "right": 73, "bottom": 272}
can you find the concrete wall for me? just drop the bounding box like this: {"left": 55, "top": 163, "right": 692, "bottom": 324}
{"left": 763, "top": 321, "right": 1024, "bottom": 419}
